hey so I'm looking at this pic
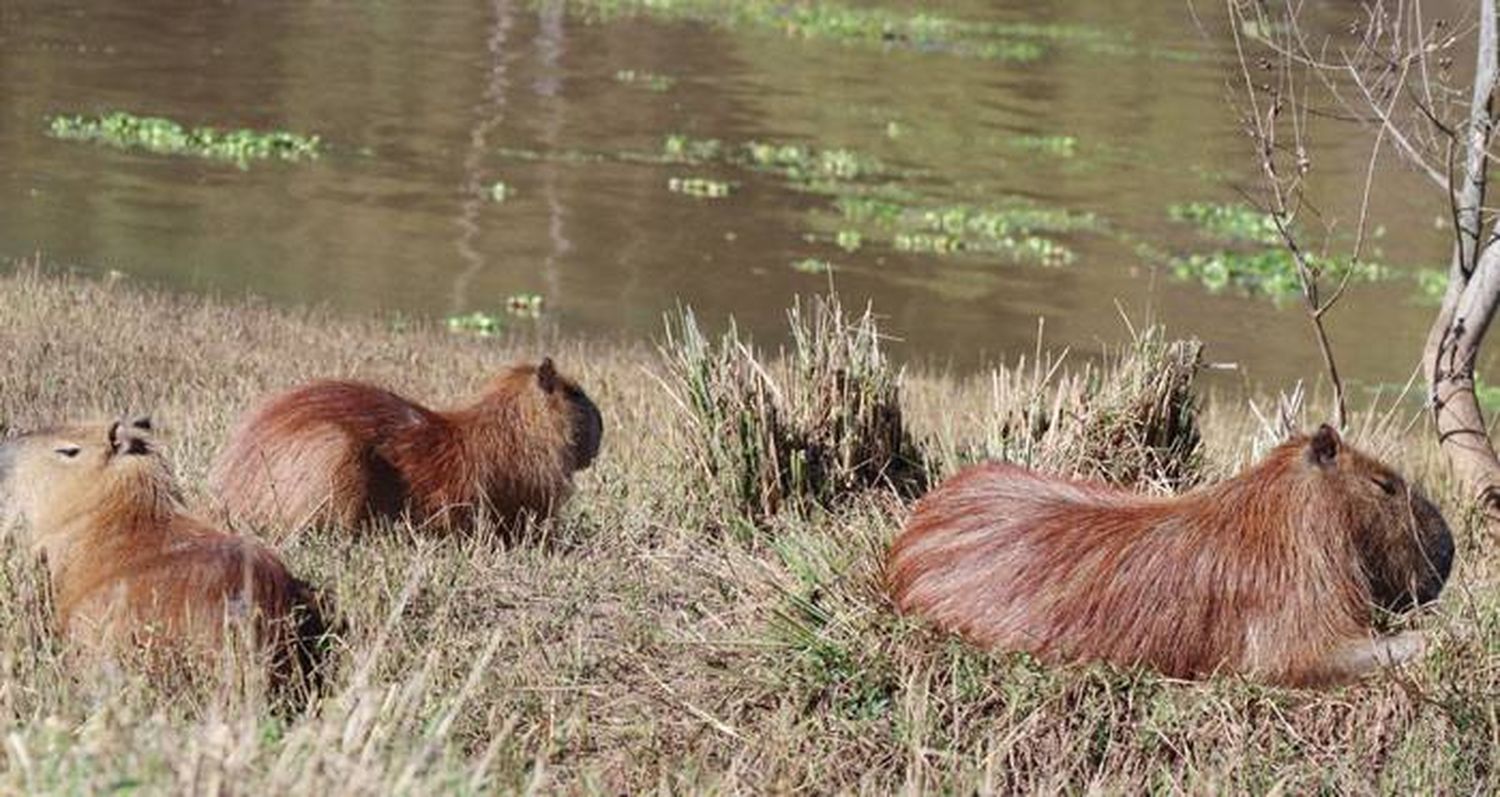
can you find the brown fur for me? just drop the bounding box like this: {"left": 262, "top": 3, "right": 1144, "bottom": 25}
{"left": 886, "top": 425, "right": 1455, "bottom": 687}
{"left": 208, "top": 358, "right": 602, "bottom": 534}
{"left": 0, "top": 419, "right": 331, "bottom": 698}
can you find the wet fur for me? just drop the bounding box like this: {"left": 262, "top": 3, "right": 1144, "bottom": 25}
{"left": 209, "top": 358, "right": 602, "bottom": 534}
{"left": 0, "top": 420, "right": 331, "bottom": 699}
{"left": 886, "top": 426, "right": 1455, "bottom": 687}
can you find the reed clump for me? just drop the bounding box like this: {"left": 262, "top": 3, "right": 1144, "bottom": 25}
{"left": 965, "top": 326, "right": 1203, "bottom": 491}
{"left": 660, "top": 294, "right": 929, "bottom": 521}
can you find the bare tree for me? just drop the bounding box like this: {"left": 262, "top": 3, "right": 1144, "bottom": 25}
{"left": 1224, "top": 0, "right": 1500, "bottom": 519}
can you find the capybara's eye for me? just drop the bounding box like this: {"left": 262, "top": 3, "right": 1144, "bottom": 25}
{"left": 1371, "top": 476, "right": 1398, "bottom": 495}
{"left": 54, "top": 446, "right": 81, "bottom": 459}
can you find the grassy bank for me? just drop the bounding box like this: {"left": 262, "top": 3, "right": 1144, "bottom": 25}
{"left": 0, "top": 264, "right": 1496, "bottom": 793}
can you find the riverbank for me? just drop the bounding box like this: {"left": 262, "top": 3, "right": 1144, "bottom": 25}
{"left": 0, "top": 263, "right": 1494, "bottom": 793}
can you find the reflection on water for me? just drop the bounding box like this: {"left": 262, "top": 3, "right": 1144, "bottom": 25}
{"left": 0, "top": 0, "right": 1470, "bottom": 394}
{"left": 454, "top": 0, "right": 517, "bottom": 313}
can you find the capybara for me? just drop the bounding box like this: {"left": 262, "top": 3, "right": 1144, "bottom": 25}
{"left": 0, "top": 418, "right": 331, "bottom": 698}
{"left": 208, "top": 357, "right": 602, "bottom": 534}
{"left": 886, "top": 425, "right": 1454, "bottom": 687}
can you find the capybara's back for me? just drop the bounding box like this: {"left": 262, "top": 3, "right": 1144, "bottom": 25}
{"left": 210, "top": 358, "right": 602, "bottom": 534}
{"left": 886, "top": 426, "right": 1454, "bottom": 686}
{"left": 210, "top": 380, "right": 432, "bottom": 529}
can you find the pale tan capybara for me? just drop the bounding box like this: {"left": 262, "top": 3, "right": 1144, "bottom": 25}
{"left": 0, "top": 418, "right": 331, "bottom": 698}
{"left": 209, "top": 357, "right": 603, "bottom": 534}
{"left": 886, "top": 425, "right": 1455, "bottom": 687}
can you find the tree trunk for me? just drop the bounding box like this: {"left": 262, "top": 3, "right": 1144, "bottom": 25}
{"left": 1425, "top": 0, "right": 1500, "bottom": 519}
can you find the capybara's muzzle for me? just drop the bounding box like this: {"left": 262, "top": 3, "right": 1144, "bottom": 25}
{"left": 1412, "top": 494, "right": 1455, "bottom": 606}
{"left": 573, "top": 394, "right": 603, "bottom": 470}
{"left": 1417, "top": 508, "right": 1455, "bottom": 606}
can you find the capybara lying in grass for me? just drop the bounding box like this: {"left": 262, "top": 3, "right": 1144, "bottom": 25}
{"left": 209, "top": 357, "right": 602, "bottom": 535}
{"left": 0, "top": 418, "right": 332, "bottom": 700}
{"left": 886, "top": 425, "right": 1454, "bottom": 687}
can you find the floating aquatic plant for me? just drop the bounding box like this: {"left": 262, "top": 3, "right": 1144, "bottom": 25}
{"left": 662, "top": 134, "right": 724, "bottom": 163}
{"left": 48, "top": 111, "right": 320, "bottom": 166}
{"left": 614, "top": 69, "right": 676, "bottom": 91}
{"left": 1170, "top": 250, "right": 1389, "bottom": 298}
{"left": 505, "top": 134, "right": 1096, "bottom": 269}
{"left": 506, "top": 294, "right": 545, "bottom": 317}
{"left": 1010, "top": 134, "right": 1078, "bottom": 158}
{"left": 559, "top": 0, "right": 1049, "bottom": 62}
{"left": 1167, "top": 201, "right": 1280, "bottom": 245}
{"left": 1412, "top": 267, "right": 1448, "bottom": 305}
{"left": 489, "top": 181, "right": 513, "bottom": 202}
{"left": 552, "top": 0, "right": 1200, "bottom": 63}
{"left": 662, "top": 135, "right": 891, "bottom": 184}
{"left": 790, "top": 258, "right": 834, "bottom": 274}
{"left": 837, "top": 197, "right": 1098, "bottom": 266}
{"left": 445, "top": 312, "right": 505, "bottom": 336}
{"left": 668, "top": 176, "right": 734, "bottom": 198}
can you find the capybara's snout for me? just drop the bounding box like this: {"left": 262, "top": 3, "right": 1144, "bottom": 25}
{"left": 573, "top": 392, "right": 603, "bottom": 470}
{"left": 1414, "top": 496, "right": 1455, "bottom": 606}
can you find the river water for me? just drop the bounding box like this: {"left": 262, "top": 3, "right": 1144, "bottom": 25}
{"left": 0, "top": 0, "right": 1470, "bottom": 395}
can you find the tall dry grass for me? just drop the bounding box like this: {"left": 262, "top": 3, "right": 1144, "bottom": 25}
{"left": 0, "top": 261, "right": 1496, "bottom": 794}
{"left": 660, "top": 295, "right": 927, "bottom": 522}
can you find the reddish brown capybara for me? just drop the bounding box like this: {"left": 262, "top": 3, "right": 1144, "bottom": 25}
{"left": 0, "top": 418, "right": 332, "bottom": 698}
{"left": 886, "top": 425, "right": 1454, "bottom": 687}
{"left": 208, "top": 357, "right": 602, "bottom": 535}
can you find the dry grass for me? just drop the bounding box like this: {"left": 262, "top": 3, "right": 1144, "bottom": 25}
{"left": 0, "top": 262, "right": 1497, "bottom": 794}
{"left": 660, "top": 294, "right": 927, "bottom": 522}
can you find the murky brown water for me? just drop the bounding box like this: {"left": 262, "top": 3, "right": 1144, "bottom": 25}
{"left": 0, "top": 0, "right": 1469, "bottom": 396}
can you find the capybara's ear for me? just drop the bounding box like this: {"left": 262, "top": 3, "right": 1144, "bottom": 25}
{"left": 537, "top": 357, "right": 559, "bottom": 394}
{"left": 1308, "top": 423, "right": 1341, "bottom": 467}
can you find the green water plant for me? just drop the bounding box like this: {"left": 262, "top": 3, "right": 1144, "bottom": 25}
{"left": 668, "top": 176, "right": 734, "bottom": 198}
{"left": 445, "top": 311, "right": 505, "bottom": 336}
{"left": 1170, "top": 250, "right": 1389, "bottom": 298}
{"left": 662, "top": 135, "right": 891, "bottom": 184}
{"left": 838, "top": 197, "right": 1098, "bottom": 266}
{"left": 1167, "top": 201, "right": 1280, "bottom": 245}
{"left": 557, "top": 0, "right": 1047, "bottom": 61}
{"left": 613, "top": 69, "right": 676, "bottom": 91}
{"left": 790, "top": 258, "right": 834, "bottom": 274}
{"left": 834, "top": 230, "right": 863, "bottom": 252}
{"left": 1413, "top": 267, "right": 1448, "bottom": 304}
{"left": 505, "top": 293, "right": 545, "bottom": 317}
{"left": 1011, "top": 134, "right": 1078, "bottom": 158}
{"left": 551, "top": 0, "right": 1203, "bottom": 62}
{"left": 48, "top": 111, "right": 320, "bottom": 166}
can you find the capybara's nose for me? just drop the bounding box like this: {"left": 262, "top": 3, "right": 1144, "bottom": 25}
{"left": 1434, "top": 526, "right": 1455, "bottom": 581}
{"left": 125, "top": 436, "right": 150, "bottom": 456}
{"left": 1411, "top": 498, "right": 1455, "bottom": 606}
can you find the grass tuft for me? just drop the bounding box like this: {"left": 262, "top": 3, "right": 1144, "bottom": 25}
{"left": 957, "top": 326, "right": 1204, "bottom": 490}
{"left": 660, "top": 294, "right": 928, "bottom": 521}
